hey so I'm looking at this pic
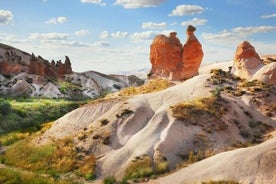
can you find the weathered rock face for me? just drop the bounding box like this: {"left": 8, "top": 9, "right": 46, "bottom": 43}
{"left": 252, "top": 63, "right": 276, "bottom": 85}
{"left": 233, "top": 41, "right": 263, "bottom": 79}
{"left": 233, "top": 41, "right": 276, "bottom": 84}
{"left": 149, "top": 29, "right": 203, "bottom": 81}
{"left": 178, "top": 33, "right": 204, "bottom": 80}
{"left": 0, "top": 44, "right": 72, "bottom": 79}
{"left": 28, "top": 54, "right": 72, "bottom": 78}
{"left": 149, "top": 34, "right": 182, "bottom": 79}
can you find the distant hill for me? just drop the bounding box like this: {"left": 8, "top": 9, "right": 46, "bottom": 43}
{"left": 0, "top": 43, "right": 144, "bottom": 99}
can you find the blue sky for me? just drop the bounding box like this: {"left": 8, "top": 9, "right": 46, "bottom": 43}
{"left": 0, "top": 0, "right": 276, "bottom": 73}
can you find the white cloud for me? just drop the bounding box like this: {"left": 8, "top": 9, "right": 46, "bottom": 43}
{"left": 131, "top": 30, "right": 177, "bottom": 41}
{"left": 232, "top": 26, "right": 276, "bottom": 34}
{"left": 94, "top": 41, "right": 110, "bottom": 47}
{"left": 29, "top": 33, "right": 69, "bottom": 40}
{"left": 100, "top": 30, "right": 128, "bottom": 39}
{"left": 180, "top": 18, "right": 208, "bottom": 26}
{"left": 114, "top": 0, "right": 167, "bottom": 9}
{"left": 111, "top": 31, "right": 129, "bottom": 38}
{"left": 0, "top": 10, "right": 13, "bottom": 24}
{"left": 169, "top": 5, "right": 204, "bottom": 16}
{"left": 271, "top": 0, "right": 276, "bottom": 4}
{"left": 261, "top": 13, "right": 276, "bottom": 19}
{"left": 100, "top": 30, "right": 109, "bottom": 39}
{"left": 202, "top": 26, "right": 276, "bottom": 45}
{"left": 75, "top": 29, "right": 90, "bottom": 36}
{"left": 131, "top": 31, "right": 157, "bottom": 41}
{"left": 142, "top": 22, "right": 167, "bottom": 29}
{"left": 80, "top": 0, "right": 106, "bottom": 6}
{"left": 45, "top": 16, "right": 67, "bottom": 24}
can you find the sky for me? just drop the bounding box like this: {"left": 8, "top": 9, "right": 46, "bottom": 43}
{"left": 0, "top": 0, "right": 276, "bottom": 74}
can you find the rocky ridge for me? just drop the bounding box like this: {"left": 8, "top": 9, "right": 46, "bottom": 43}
{"left": 0, "top": 43, "right": 144, "bottom": 98}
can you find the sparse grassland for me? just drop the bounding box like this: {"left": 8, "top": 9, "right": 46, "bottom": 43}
{"left": 0, "top": 98, "right": 86, "bottom": 134}
{"left": 208, "top": 69, "right": 276, "bottom": 117}
{"left": 0, "top": 167, "right": 74, "bottom": 184}
{"left": 123, "top": 154, "right": 169, "bottom": 182}
{"left": 107, "top": 78, "right": 175, "bottom": 98}
{"left": 170, "top": 96, "right": 228, "bottom": 133}
{"left": 0, "top": 137, "right": 96, "bottom": 182}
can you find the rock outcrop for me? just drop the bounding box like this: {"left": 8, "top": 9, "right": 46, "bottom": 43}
{"left": 0, "top": 43, "right": 72, "bottom": 79}
{"left": 149, "top": 34, "right": 182, "bottom": 80}
{"left": 0, "top": 43, "right": 144, "bottom": 98}
{"left": 233, "top": 41, "right": 276, "bottom": 84}
{"left": 149, "top": 25, "right": 203, "bottom": 81}
{"left": 233, "top": 41, "right": 263, "bottom": 79}
{"left": 28, "top": 54, "right": 72, "bottom": 78}
{"left": 179, "top": 25, "right": 204, "bottom": 80}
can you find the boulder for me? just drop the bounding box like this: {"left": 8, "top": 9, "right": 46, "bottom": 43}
{"left": 252, "top": 63, "right": 276, "bottom": 85}
{"left": 233, "top": 41, "right": 263, "bottom": 79}
{"left": 9, "top": 79, "right": 32, "bottom": 96}
{"left": 232, "top": 41, "right": 276, "bottom": 84}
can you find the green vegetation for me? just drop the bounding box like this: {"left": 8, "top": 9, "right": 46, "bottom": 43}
{"left": 0, "top": 97, "right": 86, "bottom": 134}
{"left": 123, "top": 155, "right": 169, "bottom": 182}
{"left": 58, "top": 81, "right": 82, "bottom": 95}
{"left": 0, "top": 167, "right": 74, "bottom": 184}
{"left": 208, "top": 68, "right": 274, "bottom": 97}
{"left": 104, "top": 176, "right": 117, "bottom": 184}
{"left": 0, "top": 138, "right": 96, "bottom": 181}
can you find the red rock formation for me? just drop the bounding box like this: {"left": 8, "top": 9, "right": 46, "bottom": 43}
{"left": 233, "top": 41, "right": 263, "bottom": 79}
{"left": 233, "top": 41, "right": 276, "bottom": 84}
{"left": 149, "top": 34, "right": 182, "bottom": 79}
{"left": 148, "top": 26, "right": 203, "bottom": 81}
{"left": 177, "top": 25, "right": 204, "bottom": 80}
{"left": 28, "top": 55, "right": 72, "bottom": 78}
{"left": 0, "top": 45, "right": 73, "bottom": 81}
{"left": 0, "top": 62, "right": 21, "bottom": 75}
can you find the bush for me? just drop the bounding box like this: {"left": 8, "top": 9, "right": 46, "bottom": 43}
{"left": 104, "top": 176, "right": 117, "bottom": 184}
{"left": 0, "top": 98, "right": 11, "bottom": 115}
{"left": 124, "top": 155, "right": 154, "bottom": 180}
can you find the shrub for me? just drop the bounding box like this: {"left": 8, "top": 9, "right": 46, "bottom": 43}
{"left": 100, "top": 119, "right": 110, "bottom": 126}
{"left": 0, "top": 98, "right": 11, "bottom": 115}
{"left": 104, "top": 176, "right": 117, "bottom": 184}
{"left": 124, "top": 155, "right": 154, "bottom": 180}
{"left": 170, "top": 96, "right": 226, "bottom": 121}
